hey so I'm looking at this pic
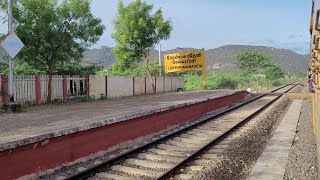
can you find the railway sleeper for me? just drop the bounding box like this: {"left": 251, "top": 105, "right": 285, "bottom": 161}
{"left": 179, "top": 134, "right": 212, "bottom": 141}
{"left": 124, "top": 158, "right": 174, "bottom": 170}
{"left": 157, "top": 144, "right": 195, "bottom": 153}
{"left": 111, "top": 165, "right": 162, "bottom": 178}
{"left": 165, "top": 140, "right": 203, "bottom": 148}
{"left": 172, "top": 137, "right": 210, "bottom": 144}
{"left": 96, "top": 172, "right": 136, "bottom": 180}
{"left": 147, "top": 148, "right": 189, "bottom": 157}
{"left": 137, "top": 153, "right": 183, "bottom": 163}
{"left": 173, "top": 173, "right": 194, "bottom": 180}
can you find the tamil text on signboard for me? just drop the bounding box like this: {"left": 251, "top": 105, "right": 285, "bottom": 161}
{"left": 164, "top": 49, "right": 206, "bottom": 87}
{"left": 164, "top": 50, "right": 205, "bottom": 73}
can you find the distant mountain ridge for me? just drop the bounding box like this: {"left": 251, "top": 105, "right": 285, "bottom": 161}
{"left": 82, "top": 45, "right": 309, "bottom": 73}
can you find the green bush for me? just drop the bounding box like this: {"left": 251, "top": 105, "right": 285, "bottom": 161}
{"left": 105, "top": 60, "right": 163, "bottom": 77}
{"left": 184, "top": 72, "right": 239, "bottom": 91}
{"left": 183, "top": 70, "right": 302, "bottom": 92}
{"left": 184, "top": 74, "right": 203, "bottom": 91}
{"left": 206, "top": 72, "right": 238, "bottom": 90}
{"left": 271, "top": 80, "right": 282, "bottom": 86}
{"left": 99, "top": 93, "right": 108, "bottom": 100}
{"left": 265, "top": 64, "right": 284, "bottom": 80}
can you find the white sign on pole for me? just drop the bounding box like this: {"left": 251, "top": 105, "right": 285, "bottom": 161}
{"left": 0, "top": 31, "right": 24, "bottom": 59}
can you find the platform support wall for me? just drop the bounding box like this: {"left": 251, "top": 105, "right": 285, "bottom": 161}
{"left": 0, "top": 91, "right": 247, "bottom": 179}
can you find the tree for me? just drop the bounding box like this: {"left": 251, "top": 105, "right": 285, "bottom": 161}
{"left": 235, "top": 51, "right": 271, "bottom": 74}
{"left": 265, "top": 64, "right": 284, "bottom": 80}
{"left": 109, "top": 60, "right": 163, "bottom": 77}
{"left": 112, "top": 0, "right": 172, "bottom": 92}
{"left": 55, "top": 64, "right": 103, "bottom": 75}
{"left": 0, "top": 0, "right": 105, "bottom": 102}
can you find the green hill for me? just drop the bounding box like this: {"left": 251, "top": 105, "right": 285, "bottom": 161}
{"left": 83, "top": 45, "right": 309, "bottom": 73}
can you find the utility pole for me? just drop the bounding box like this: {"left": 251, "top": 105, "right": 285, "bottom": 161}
{"left": 8, "top": 0, "right": 14, "bottom": 102}
{"left": 159, "top": 43, "right": 162, "bottom": 76}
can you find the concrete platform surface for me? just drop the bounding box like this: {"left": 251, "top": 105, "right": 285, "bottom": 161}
{"left": 247, "top": 100, "right": 303, "bottom": 180}
{"left": 0, "top": 90, "right": 239, "bottom": 151}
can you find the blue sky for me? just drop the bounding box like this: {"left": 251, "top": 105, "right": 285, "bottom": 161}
{"left": 0, "top": 0, "right": 311, "bottom": 54}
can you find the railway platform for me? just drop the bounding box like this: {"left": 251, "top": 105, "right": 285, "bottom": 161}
{"left": 248, "top": 99, "right": 303, "bottom": 179}
{"left": 0, "top": 90, "right": 250, "bottom": 179}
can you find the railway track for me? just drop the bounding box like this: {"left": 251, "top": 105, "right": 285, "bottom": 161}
{"left": 67, "top": 82, "right": 300, "bottom": 180}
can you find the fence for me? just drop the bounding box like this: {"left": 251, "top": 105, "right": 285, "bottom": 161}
{"left": 0, "top": 75, "right": 184, "bottom": 105}
{"left": 39, "top": 75, "right": 64, "bottom": 103}
{"left": 14, "top": 75, "right": 36, "bottom": 103}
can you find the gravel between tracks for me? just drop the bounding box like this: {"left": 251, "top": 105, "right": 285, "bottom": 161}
{"left": 191, "top": 96, "right": 292, "bottom": 180}
{"left": 284, "top": 99, "right": 319, "bottom": 180}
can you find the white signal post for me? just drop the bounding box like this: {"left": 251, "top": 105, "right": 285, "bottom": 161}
{"left": 8, "top": 0, "right": 14, "bottom": 102}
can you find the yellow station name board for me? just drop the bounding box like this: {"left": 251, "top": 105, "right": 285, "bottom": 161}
{"left": 164, "top": 49, "right": 207, "bottom": 88}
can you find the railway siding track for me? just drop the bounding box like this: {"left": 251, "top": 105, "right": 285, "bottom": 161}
{"left": 68, "top": 83, "right": 300, "bottom": 180}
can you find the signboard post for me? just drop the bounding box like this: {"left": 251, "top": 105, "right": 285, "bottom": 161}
{"left": 0, "top": 0, "right": 24, "bottom": 111}
{"left": 0, "top": 31, "right": 24, "bottom": 104}
{"left": 164, "top": 49, "right": 207, "bottom": 88}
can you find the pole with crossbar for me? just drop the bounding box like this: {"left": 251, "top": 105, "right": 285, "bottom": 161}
{"left": 8, "top": 0, "right": 14, "bottom": 102}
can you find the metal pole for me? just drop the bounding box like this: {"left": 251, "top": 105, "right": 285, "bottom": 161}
{"left": 159, "top": 43, "right": 162, "bottom": 76}
{"left": 8, "top": 0, "right": 14, "bottom": 102}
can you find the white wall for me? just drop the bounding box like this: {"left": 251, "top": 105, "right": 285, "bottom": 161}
{"left": 178, "top": 77, "right": 185, "bottom": 89}
{"left": 146, "top": 77, "right": 156, "bottom": 94}
{"left": 172, "top": 77, "right": 184, "bottom": 91}
{"left": 164, "top": 77, "right": 172, "bottom": 92}
{"left": 156, "top": 77, "right": 164, "bottom": 93}
{"left": 107, "top": 76, "right": 133, "bottom": 97}
{"left": 89, "top": 75, "right": 105, "bottom": 98}
{"left": 3, "top": 75, "right": 185, "bottom": 104}
{"left": 134, "top": 77, "right": 145, "bottom": 95}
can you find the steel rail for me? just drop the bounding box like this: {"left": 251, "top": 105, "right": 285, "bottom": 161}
{"left": 67, "top": 82, "right": 300, "bottom": 180}
{"left": 156, "top": 82, "right": 300, "bottom": 180}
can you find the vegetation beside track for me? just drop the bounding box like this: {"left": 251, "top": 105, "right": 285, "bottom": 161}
{"left": 183, "top": 51, "right": 306, "bottom": 92}
{"left": 183, "top": 71, "right": 305, "bottom": 92}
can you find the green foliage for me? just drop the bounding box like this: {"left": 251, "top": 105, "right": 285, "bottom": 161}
{"left": 235, "top": 51, "right": 271, "bottom": 74}
{"left": 103, "top": 60, "right": 163, "bottom": 77}
{"left": 184, "top": 72, "right": 239, "bottom": 91}
{"left": 15, "top": 62, "right": 45, "bottom": 75}
{"left": 112, "top": 0, "right": 172, "bottom": 92}
{"left": 184, "top": 71, "right": 300, "bottom": 92}
{"left": 206, "top": 72, "right": 238, "bottom": 90}
{"left": 99, "top": 93, "right": 108, "bottom": 100}
{"left": 79, "top": 95, "right": 95, "bottom": 102}
{"left": 183, "top": 74, "right": 204, "bottom": 91}
{"left": 136, "top": 60, "right": 163, "bottom": 76}
{"left": 0, "top": 0, "right": 105, "bottom": 102}
{"left": 265, "top": 64, "right": 284, "bottom": 80}
{"left": 1, "top": 0, "right": 105, "bottom": 73}
{"left": 112, "top": 0, "right": 172, "bottom": 69}
{"left": 0, "top": 57, "right": 9, "bottom": 75}
{"left": 55, "top": 64, "right": 103, "bottom": 75}
{"left": 271, "top": 80, "right": 282, "bottom": 86}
